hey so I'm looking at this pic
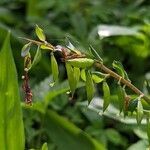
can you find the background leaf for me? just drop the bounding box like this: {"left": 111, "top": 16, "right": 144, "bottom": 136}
{"left": 0, "top": 32, "right": 25, "bottom": 150}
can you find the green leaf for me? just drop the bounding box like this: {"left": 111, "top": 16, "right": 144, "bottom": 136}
{"left": 66, "top": 63, "right": 76, "bottom": 95}
{"left": 66, "top": 58, "right": 94, "bottom": 69}
{"left": 51, "top": 53, "right": 59, "bottom": 83}
{"left": 0, "top": 32, "right": 25, "bottom": 149}
{"left": 117, "top": 85, "right": 125, "bottom": 113}
{"left": 89, "top": 45, "right": 103, "bottom": 62}
{"left": 35, "top": 24, "right": 46, "bottom": 41}
{"left": 45, "top": 110, "right": 105, "bottom": 150}
{"left": 30, "top": 45, "right": 41, "bottom": 69}
{"left": 21, "top": 42, "right": 31, "bottom": 57}
{"left": 92, "top": 71, "right": 108, "bottom": 83}
{"left": 41, "top": 142, "right": 48, "bottom": 150}
{"left": 112, "top": 60, "right": 130, "bottom": 81}
{"left": 86, "top": 70, "right": 94, "bottom": 104}
{"left": 102, "top": 81, "right": 110, "bottom": 112}
{"left": 136, "top": 99, "right": 144, "bottom": 124}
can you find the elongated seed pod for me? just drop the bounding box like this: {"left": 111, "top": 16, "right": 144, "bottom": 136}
{"left": 66, "top": 58, "right": 94, "bottom": 68}
{"left": 103, "top": 81, "right": 110, "bottom": 112}
{"left": 86, "top": 70, "right": 94, "bottom": 104}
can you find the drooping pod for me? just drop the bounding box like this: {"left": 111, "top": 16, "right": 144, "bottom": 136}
{"left": 102, "top": 81, "right": 110, "bottom": 112}
{"left": 85, "top": 70, "right": 94, "bottom": 104}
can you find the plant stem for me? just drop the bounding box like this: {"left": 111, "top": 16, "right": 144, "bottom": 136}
{"left": 95, "top": 62, "right": 150, "bottom": 105}
{"left": 21, "top": 38, "right": 150, "bottom": 105}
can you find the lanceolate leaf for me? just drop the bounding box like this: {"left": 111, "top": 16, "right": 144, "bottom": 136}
{"left": 89, "top": 45, "right": 103, "bottom": 62}
{"left": 51, "top": 53, "right": 59, "bottom": 83}
{"left": 102, "top": 81, "right": 110, "bottom": 112}
{"left": 66, "top": 63, "right": 76, "bottom": 95}
{"left": 35, "top": 24, "right": 46, "bottom": 41}
{"left": 86, "top": 70, "right": 94, "bottom": 104}
{"left": 66, "top": 58, "right": 94, "bottom": 69}
{"left": 0, "top": 32, "right": 25, "bottom": 150}
{"left": 136, "top": 99, "right": 143, "bottom": 124}
{"left": 30, "top": 45, "right": 41, "bottom": 69}
{"left": 112, "top": 60, "right": 130, "bottom": 81}
{"left": 117, "top": 85, "right": 125, "bottom": 113}
{"left": 41, "top": 142, "right": 48, "bottom": 150}
{"left": 21, "top": 42, "right": 31, "bottom": 57}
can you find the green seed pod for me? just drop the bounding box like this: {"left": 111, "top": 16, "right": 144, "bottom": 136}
{"left": 66, "top": 63, "right": 76, "bottom": 95}
{"left": 86, "top": 70, "right": 94, "bottom": 104}
{"left": 128, "top": 98, "right": 138, "bottom": 113}
{"left": 21, "top": 42, "right": 31, "bottom": 57}
{"left": 66, "top": 58, "right": 94, "bottom": 68}
{"left": 51, "top": 53, "right": 59, "bottom": 83}
{"left": 103, "top": 81, "right": 110, "bottom": 112}
{"left": 136, "top": 99, "right": 143, "bottom": 124}
{"left": 117, "top": 85, "right": 125, "bottom": 113}
{"left": 74, "top": 67, "right": 80, "bottom": 88}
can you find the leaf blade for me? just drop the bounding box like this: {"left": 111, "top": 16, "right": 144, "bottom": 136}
{"left": 0, "top": 32, "right": 25, "bottom": 150}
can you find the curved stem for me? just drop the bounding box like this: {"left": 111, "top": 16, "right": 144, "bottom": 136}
{"left": 20, "top": 38, "right": 150, "bottom": 105}
{"left": 95, "top": 62, "right": 150, "bottom": 105}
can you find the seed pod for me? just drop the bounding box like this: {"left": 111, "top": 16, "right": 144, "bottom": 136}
{"left": 136, "top": 99, "right": 143, "bottom": 124}
{"left": 74, "top": 67, "right": 80, "bottom": 88}
{"left": 117, "top": 85, "right": 125, "bottom": 113}
{"left": 35, "top": 24, "right": 46, "bottom": 41}
{"left": 86, "top": 70, "right": 94, "bottom": 104}
{"left": 51, "top": 53, "right": 59, "bottom": 83}
{"left": 66, "top": 63, "right": 76, "bottom": 95}
{"left": 66, "top": 58, "right": 94, "bottom": 68}
{"left": 81, "top": 69, "right": 86, "bottom": 81}
{"left": 24, "top": 53, "right": 31, "bottom": 70}
{"left": 103, "top": 81, "right": 110, "bottom": 112}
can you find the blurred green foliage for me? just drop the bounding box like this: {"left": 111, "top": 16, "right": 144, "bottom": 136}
{"left": 0, "top": 0, "right": 150, "bottom": 149}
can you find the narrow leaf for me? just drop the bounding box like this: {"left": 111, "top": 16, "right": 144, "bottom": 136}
{"left": 117, "top": 85, "right": 125, "bottom": 113}
{"left": 51, "top": 53, "right": 59, "bottom": 83}
{"left": 66, "top": 63, "right": 76, "bottom": 95}
{"left": 86, "top": 70, "right": 94, "bottom": 104}
{"left": 41, "top": 142, "right": 48, "bottom": 150}
{"left": 103, "top": 81, "right": 110, "bottom": 112}
{"left": 112, "top": 60, "right": 130, "bottom": 81}
{"left": 0, "top": 32, "right": 25, "bottom": 149}
{"left": 136, "top": 99, "right": 143, "bottom": 124}
{"left": 21, "top": 42, "right": 31, "bottom": 57}
{"left": 35, "top": 25, "right": 46, "bottom": 41}
{"left": 30, "top": 45, "right": 41, "bottom": 69}
{"left": 89, "top": 45, "right": 103, "bottom": 62}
